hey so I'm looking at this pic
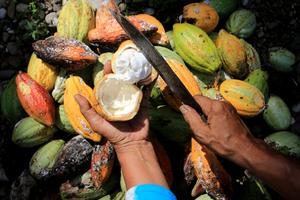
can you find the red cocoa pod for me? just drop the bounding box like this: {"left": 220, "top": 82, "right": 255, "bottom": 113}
{"left": 16, "top": 72, "right": 55, "bottom": 126}
{"left": 91, "top": 140, "right": 115, "bottom": 188}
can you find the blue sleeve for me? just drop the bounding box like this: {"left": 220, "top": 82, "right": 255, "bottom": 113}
{"left": 125, "top": 184, "right": 177, "bottom": 200}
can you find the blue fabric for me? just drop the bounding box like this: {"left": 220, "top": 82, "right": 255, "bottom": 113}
{"left": 125, "top": 184, "right": 177, "bottom": 200}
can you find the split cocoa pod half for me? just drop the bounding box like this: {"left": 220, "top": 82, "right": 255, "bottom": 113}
{"left": 93, "top": 40, "right": 155, "bottom": 121}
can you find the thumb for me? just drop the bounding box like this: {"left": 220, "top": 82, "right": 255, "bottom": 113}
{"left": 179, "top": 104, "right": 208, "bottom": 133}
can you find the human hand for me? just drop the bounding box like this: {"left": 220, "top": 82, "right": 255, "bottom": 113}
{"left": 179, "top": 95, "right": 255, "bottom": 159}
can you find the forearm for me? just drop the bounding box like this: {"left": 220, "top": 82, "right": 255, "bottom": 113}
{"left": 115, "top": 140, "right": 169, "bottom": 189}
{"left": 229, "top": 135, "right": 300, "bottom": 199}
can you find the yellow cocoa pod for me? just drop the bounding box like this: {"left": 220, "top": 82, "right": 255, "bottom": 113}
{"left": 57, "top": 0, "right": 95, "bottom": 41}
{"left": 27, "top": 53, "right": 58, "bottom": 91}
{"left": 135, "top": 14, "right": 169, "bottom": 46}
{"left": 157, "top": 59, "right": 201, "bottom": 111}
{"left": 215, "top": 29, "right": 248, "bottom": 78}
{"left": 64, "top": 76, "right": 101, "bottom": 142}
{"left": 220, "top": 79, "right": 265, "bottom": 117}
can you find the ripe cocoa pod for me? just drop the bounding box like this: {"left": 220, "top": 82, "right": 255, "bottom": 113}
{"left": 29, "top": 139, "right": 65, "bottom": 179}
{"left": 244, "top": 69, "right": 269, "bottom": 100}
{"left": 27, "top": 53, "right": 58, "bottom": 91}
{"left": 57, "top": 0, "right": 95, "bottom": 41}
{"left": 91, "top": 141, "right": 115, "bottom": 188}
{"left": 183, "top": 3, "right": 219, "bottom": 33}
{"left": 215, "top": 29, "right": 248, "bottom": 78}
{"left": 12, "top": 117, "right": 56, "bottom": 148}
{"left": 220, "top": 79, "right": 265, "bottom": 117}
{"left": 157, "top": 59, "right": 201, "bottom": 111}
{"left": 191, "top": 139, "right": 232, "bottom": 199}
{"left": 263, "top": 96, "right": 292, "bottom": 131}
{"left": 55, "top": 105, "right": 76, "bottom": 134}
{"left": 52, "top": 69, "right": 68, "bottom": 104}
{"left": 240, "top": 39, "right": 261, "bottom": 72}
{"left": 33, "top": 36, "right": 98, "bottom": 71}
{"left": 173, "top": 23, "right": 221, "bottom": 74}
{"left": 1, "top": 76, "right": 26, "bottom": 123}
{"left": 16, "top": 72, "right": 56, "bottom": 126}
{"left": 64, "top": 76, "right": 101, "bottom": 141}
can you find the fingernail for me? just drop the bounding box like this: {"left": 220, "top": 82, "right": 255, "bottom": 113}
{"left": 179, "top": 105, "right": 189, "bottom": 114}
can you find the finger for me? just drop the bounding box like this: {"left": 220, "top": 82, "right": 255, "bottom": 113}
{"left": 179, "top": 104, "right": 208, "bottom": 133}
{"left": 103, "top": 60, "right": 112, "bottom": 75}
{"left": 74, "top": 94, "right": 116, "bottom": 138}
{"left": 193, "top": 95, "right": 213, "bottom": 116}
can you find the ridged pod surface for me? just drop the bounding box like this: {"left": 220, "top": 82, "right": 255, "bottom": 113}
{"left": 55, "top": 105, "right": 76, "bottom": 134}
{"left": 52, "top": 69, "right": 68, "bottom": 104}
{"left": 173, "top": 23, "right": 221, "bottom": 74}
{"left": 12, "top": 117, "right": 56, "bottom": 148}
{"left": 27, "top": 53, "right": 58, "bottom": 91}
{"left": 16, "top": 72, "right": 56, "bottom": 126}
{"left": 244, "top": 69, "right": 269, "bottom": 100}
{"left": 64, "top": 76, "right": 101, "bottom": 141}
{"left": 220, "top": 79, "right": 265, "bottom": 117}
{"left": 157, "top": 59, "right": 201, "bottom": 110}
{"left": 155, "top": 46, "right": 185, "bottom": 65}
{"left": 215, "top": 29, "right": 248, "bottom": 78}
{"left": 191, "top": 139, "right": 232, "bottom": 199}
{"left": 1, "top": 76, "right": 26, "bottom": 123}
{"left": 29, "top": 139, "right": 65, "bottom": 179}
{"left": 91, "top": 141, "right": 115, "bottom": 188}
{"left": 240, "top": 39, "right": 261, "bottom": 72}
{"left": 57, "top": 0, "right": 94, "bottom": 41}
{"left": 263, "top": 96, "right": 291, "bottom": 131}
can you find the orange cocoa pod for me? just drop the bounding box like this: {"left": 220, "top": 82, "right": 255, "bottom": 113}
{"left": 91, "top": 140, "right": 115, "bottom": 188}
{"left": 151, "top": 137, "right": 173, "bottom": 187}
{"left": 87, "top": 0, "right": 157, "bottom": 50}
{"left": 191, "top": 139, "right": 232, "bottom": 199}
{"left": 16, "top": 72, "right": 55, "bottom": 126}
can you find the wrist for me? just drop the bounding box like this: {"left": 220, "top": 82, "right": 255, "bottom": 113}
{"left": 114, "top": 139, "right": 152, "bottom": 155}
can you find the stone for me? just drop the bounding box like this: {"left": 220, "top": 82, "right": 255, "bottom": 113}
{"left": 0, "top": 8, "right": 6, "bottom": 19}
{"left": 7, "top": 1, "right": 15, "bottom": 18}
{"left": 7, "top": 42, "right": 18, "bottom": 55}
{"left": 45, "top": 12, "right": 58, "bottom": 27}
{"left": 7, "top": 56, "right": 22, "bottom": 68}
{"left": 16, "top": 3, "right": 28, "bottom": 13}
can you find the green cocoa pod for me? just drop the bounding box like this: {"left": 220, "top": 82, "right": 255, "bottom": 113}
{"left": 60, "top": 171, "right": 119, "bottom": 200}
{"left": 93, "top": 53, "right": 113, "bottom": 86}
{"left": 202, "top": 88, "right": 219, "bottom": 100}
{"left": 269, "top": 47, "right": 296, "bottom": 72}
{"left": 55, "top": 105, "right": 76, "bottom": 134}
{"left": 216, "top": 29, "right": 248, "bottom": 78}
{"left": 52, "top": 69, "right": 68, "bottom": 104}
{"left": 244, "top": 69, "right": 269, "bottom": 100}
{"left": 155, "top": 46, "right": 185, "bottom": 65}
{"left": 1, "top": 76, "right": 27, "bottom": 123}
{"left": 195, "top": 194, "right": 213, "bottom": 200}
{"left": 241, "top": 39, "right": 261, "bottom": 72}
{"left": 12, "top": 117, "right": 56, "bottom": 148}
{"left": 265, "top": 131, "right": 300, "bottom": 159}
{"left": 208, "top": 0, "right": 238, "bottom": 19}
{"left": 263, "top": 96, "right": 292, "bottom": 131}
{"left": 149, "top": 106, "right": 192, "bottom": 144}
{"left": 173, "top": 23, "right": 221, "bottom": 74}
{"left": 57, "top": 0, "right": 94, "bottom": 41}
{"left": 226, "top": 9, "right": 256, "bottom": 38}
{"left": 166, "top": 30, "right": 175, "bottom": 50}
{"left": 29, "top": 139, "right": 65, "bottom": 179}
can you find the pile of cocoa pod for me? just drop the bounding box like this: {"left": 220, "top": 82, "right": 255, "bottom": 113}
{"left": 1, "top": 0, "right": 299, "bottom": 199}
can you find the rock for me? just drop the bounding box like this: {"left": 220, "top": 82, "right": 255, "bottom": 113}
{"left": 7, "top": 42, "right": 18, "bottom": 55}
{"left": 7, "top": 56, "right": 22, "bottom": 68}
{"left": 10, "top": 170, "right": 37, "bottom": 200}
{"left": 16, "top": 3, "right": 28, "bottom": 13}
{"left": 45, "top": 12, "right": 58, "bottom": 27}
{"left": 2, "top": 32, "right": 9, "bottom": 42}
{"left": 7, "top": 1, "right": 15, "bottom": 18}
{"left": 0, "top": 8, "right": 6, "bottom": 19}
